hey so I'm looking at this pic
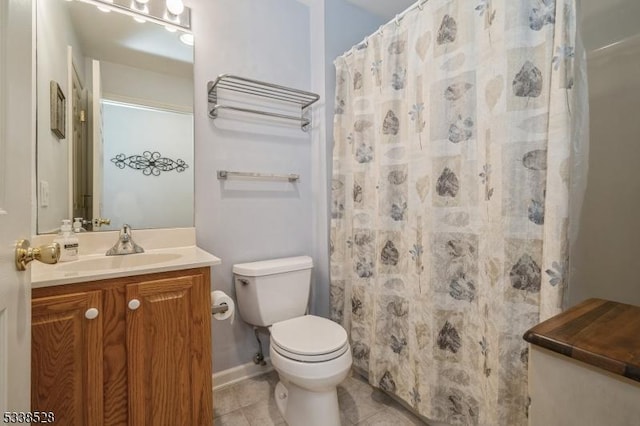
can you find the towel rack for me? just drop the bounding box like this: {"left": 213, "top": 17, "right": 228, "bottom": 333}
{"left": 207, "top": 74, "right": 320, "bottom": 132}
{"left": 217, "top": 170, "right": 299, "bottom": 182}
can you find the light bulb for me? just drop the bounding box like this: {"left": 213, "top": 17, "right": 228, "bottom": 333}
{"left": 165, "top": 25, "right": 177, "bottom": 33}
{"left": 132, "top": 1, "right": 149, "bottom": 14}
{"left": 134, "top": 16, "right": 146, "bottom": 23}
{"left": 166, "top": 0, "right": 184, "bottom": 16}
{"left": 163, "top": 10, "right": 179, "bottom": 23}
{"left": 179, "top": 33, "right": 194, "bottom": 46}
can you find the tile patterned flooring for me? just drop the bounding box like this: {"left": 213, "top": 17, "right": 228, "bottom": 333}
{"left": 213, "top": 370, "right": 427, "bottom": 426}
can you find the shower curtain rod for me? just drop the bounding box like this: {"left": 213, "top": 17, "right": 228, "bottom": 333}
{"left": 340, "top": 0, "right": 429, "bottom": 59}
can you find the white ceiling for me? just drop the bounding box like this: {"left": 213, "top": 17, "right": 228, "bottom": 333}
{"left": 345, "top": 0, "right": 416, "bottom": 21}
{"left": 65, "top": 0, "right": 193, "bottom": 78}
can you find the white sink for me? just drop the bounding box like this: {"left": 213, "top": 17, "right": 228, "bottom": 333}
{"left": 55, "top": 252, "right": 183, "bottom": 272}
{"left": 31, "top": 246, "right": 221, "bottom": 288}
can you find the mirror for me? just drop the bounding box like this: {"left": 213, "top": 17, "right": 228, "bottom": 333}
{"left": 36, "top": 0, "right": 194, "bottom": 233}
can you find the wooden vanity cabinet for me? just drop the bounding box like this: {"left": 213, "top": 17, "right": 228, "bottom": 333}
{"left": 31, "top": 290, "right": 103, "bottom": 426}
{"left": 31, "top": 268, "right": 213, "bottom": 426}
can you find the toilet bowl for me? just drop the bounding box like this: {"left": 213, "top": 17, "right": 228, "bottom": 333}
{"left": 269, "top": 315, "right": 352, "bottom": 426}
{"left": 232, "top": 256, "right": 352, "bottom": 426}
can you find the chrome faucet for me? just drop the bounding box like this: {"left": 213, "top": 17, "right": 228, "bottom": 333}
{"left": 106, "top": 224, "right": 144, "bottom": 256}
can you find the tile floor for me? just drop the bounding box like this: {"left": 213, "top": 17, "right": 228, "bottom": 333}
{"left": 213, "top": 370, "right": 427, "bottom": 425}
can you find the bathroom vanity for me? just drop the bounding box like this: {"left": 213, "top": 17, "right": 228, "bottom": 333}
{"left": 524, "top": 299, "right": 640, "bottom": 426}
{"left": 30, "top": 232, "right": 220, "bottom": 426}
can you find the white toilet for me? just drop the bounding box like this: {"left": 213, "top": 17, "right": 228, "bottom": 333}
{"left": 233, "top": 256, "right": 352, "bottom": 426}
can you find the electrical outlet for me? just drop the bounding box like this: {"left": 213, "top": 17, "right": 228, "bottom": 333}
{"left": 39, "top": 180, "right": 50, "bottom": 207}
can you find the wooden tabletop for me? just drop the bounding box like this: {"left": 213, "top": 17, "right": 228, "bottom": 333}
{"left": 524, "top": 298, "right": 640, "bottom": 382}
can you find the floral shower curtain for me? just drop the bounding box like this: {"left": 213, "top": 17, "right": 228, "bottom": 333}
{"left": 330, "top": 0, "right": 585, "bottom": 424}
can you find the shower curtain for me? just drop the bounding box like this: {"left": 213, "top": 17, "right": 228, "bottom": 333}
{"left": 330, "top": 0, "right": 585, "bottom": 424}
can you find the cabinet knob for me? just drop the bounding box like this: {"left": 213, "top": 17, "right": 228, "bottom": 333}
{"left": 128, "top": 299, "right": 141, "bottom": 310}
{"left": 85, "top": 308, "right": 99, "bottom": 320}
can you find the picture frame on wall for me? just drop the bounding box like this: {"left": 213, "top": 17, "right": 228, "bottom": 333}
{"left": 50, "top": 81, "right": 66, "bottom": 139}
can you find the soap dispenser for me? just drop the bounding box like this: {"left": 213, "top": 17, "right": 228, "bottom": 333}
{"left": 54, "top": 219, "right": 79, "bottom": 262}
{"left": 73, "top": 218, "right": 86, "bottom": 233}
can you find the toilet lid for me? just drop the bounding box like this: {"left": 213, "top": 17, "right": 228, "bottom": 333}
{"left": 271, "top": 315, "right": 348, "bottom": 359}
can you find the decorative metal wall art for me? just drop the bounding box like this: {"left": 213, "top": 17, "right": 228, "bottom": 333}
{"left": 111, "top": 151, "right": 189, "bottom": 176}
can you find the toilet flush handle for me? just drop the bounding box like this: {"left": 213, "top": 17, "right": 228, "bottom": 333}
{"left": 238, "top": 278, "right": 250, "bottom": 286}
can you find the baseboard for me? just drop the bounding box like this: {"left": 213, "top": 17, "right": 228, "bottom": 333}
{"left": 212, "top": 358, "right": 274, "bottom": 390}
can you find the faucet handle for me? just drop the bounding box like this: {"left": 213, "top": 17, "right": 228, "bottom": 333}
{"left": 93, "top": 217, "right": 111, "bottom": 228}
{"left": 120, "top": 224, "right": 132, "bottom": 241}
{"left": 105, "top": 224, "right": 144, "bottom": 256}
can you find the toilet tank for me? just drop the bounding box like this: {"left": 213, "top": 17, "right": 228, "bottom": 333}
{"left": 233, "top": 256, "right": 313, "bottom": 327}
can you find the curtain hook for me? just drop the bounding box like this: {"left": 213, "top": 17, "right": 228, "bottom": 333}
{"left": 378, "top": 25, "right": 384, "bottom": 36}
{"left": 418, "top": 0, "right": 426, "bottom": 11}
{"left": 395, "top": 14, "right": 401, "bottom": 27}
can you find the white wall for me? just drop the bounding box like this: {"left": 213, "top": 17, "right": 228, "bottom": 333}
{"left": 568, "top": 1, "right": 640, "bottom": 307}
{"left": 100, "top": 60, "right": 193, "bottom": 111}
{"left": 581, "top": 0, "right": 640, "bottom": 52}
{"left": 101, "top": 102, "right": 194, "bottom": 230}
{"left": 568, "top": 36, "right": 640, "bottom": 307}
{"left": 36, "top": 0, "right": 84, "bottom": 232}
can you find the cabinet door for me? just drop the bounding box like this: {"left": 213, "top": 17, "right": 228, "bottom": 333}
{"left": 126, "top": 273, "right": 212, "bottom": 426}
{"left": 32, "top": 290, "right": 103, "bottom": 426}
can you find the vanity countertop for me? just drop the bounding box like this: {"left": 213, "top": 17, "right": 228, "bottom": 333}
{"left": 524, "top": 298, "right": 640, "bottom": 382}
{"left": 32, "top": 246, "right": 221, "bottom": 288}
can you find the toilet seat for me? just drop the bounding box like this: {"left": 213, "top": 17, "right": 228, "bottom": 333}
{"left": 272, "top": 339, "right": 349, "bottom": 363}
{"left": 271, "top": 315, "right": 348, "bottom": 363}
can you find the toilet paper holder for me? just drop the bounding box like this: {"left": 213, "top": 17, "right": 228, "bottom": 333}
{"left": 212, "top": 303, "right": 229, "bottom": 315}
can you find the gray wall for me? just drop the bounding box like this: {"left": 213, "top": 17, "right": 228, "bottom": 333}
{"left": 189, "top": 0, "right": 385, "bottom": 373}
{"left": 190, "top": 0, "right": 313, "bottom": 373}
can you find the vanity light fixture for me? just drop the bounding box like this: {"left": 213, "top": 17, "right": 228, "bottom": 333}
{"left": 165, "top": 0, "right": 184, "bottom": 16}
{"left": 163, "top": 9, "right": 180, "bottom": 24}
{"left": 76, "top": 0, "right": 191, "bottom": 30}
{"left": 179, "top": 33, "right": 194, "bottom": 46}
{"left": 131, "top": 0, "right": 149, "bottom": 22}
{"left": 131, "top": 0, "right": 149, "bottom": 24}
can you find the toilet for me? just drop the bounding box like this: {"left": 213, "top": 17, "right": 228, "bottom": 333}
{"left": 233, "top": 256, "right": 352, "bottom": 426}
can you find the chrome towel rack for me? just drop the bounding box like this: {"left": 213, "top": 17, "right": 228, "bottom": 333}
{"left": 207, "top": 74, "right": 320, "bottom": 132}
{"left": 217, "top": 170, "right": 300, "bottom": 182}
